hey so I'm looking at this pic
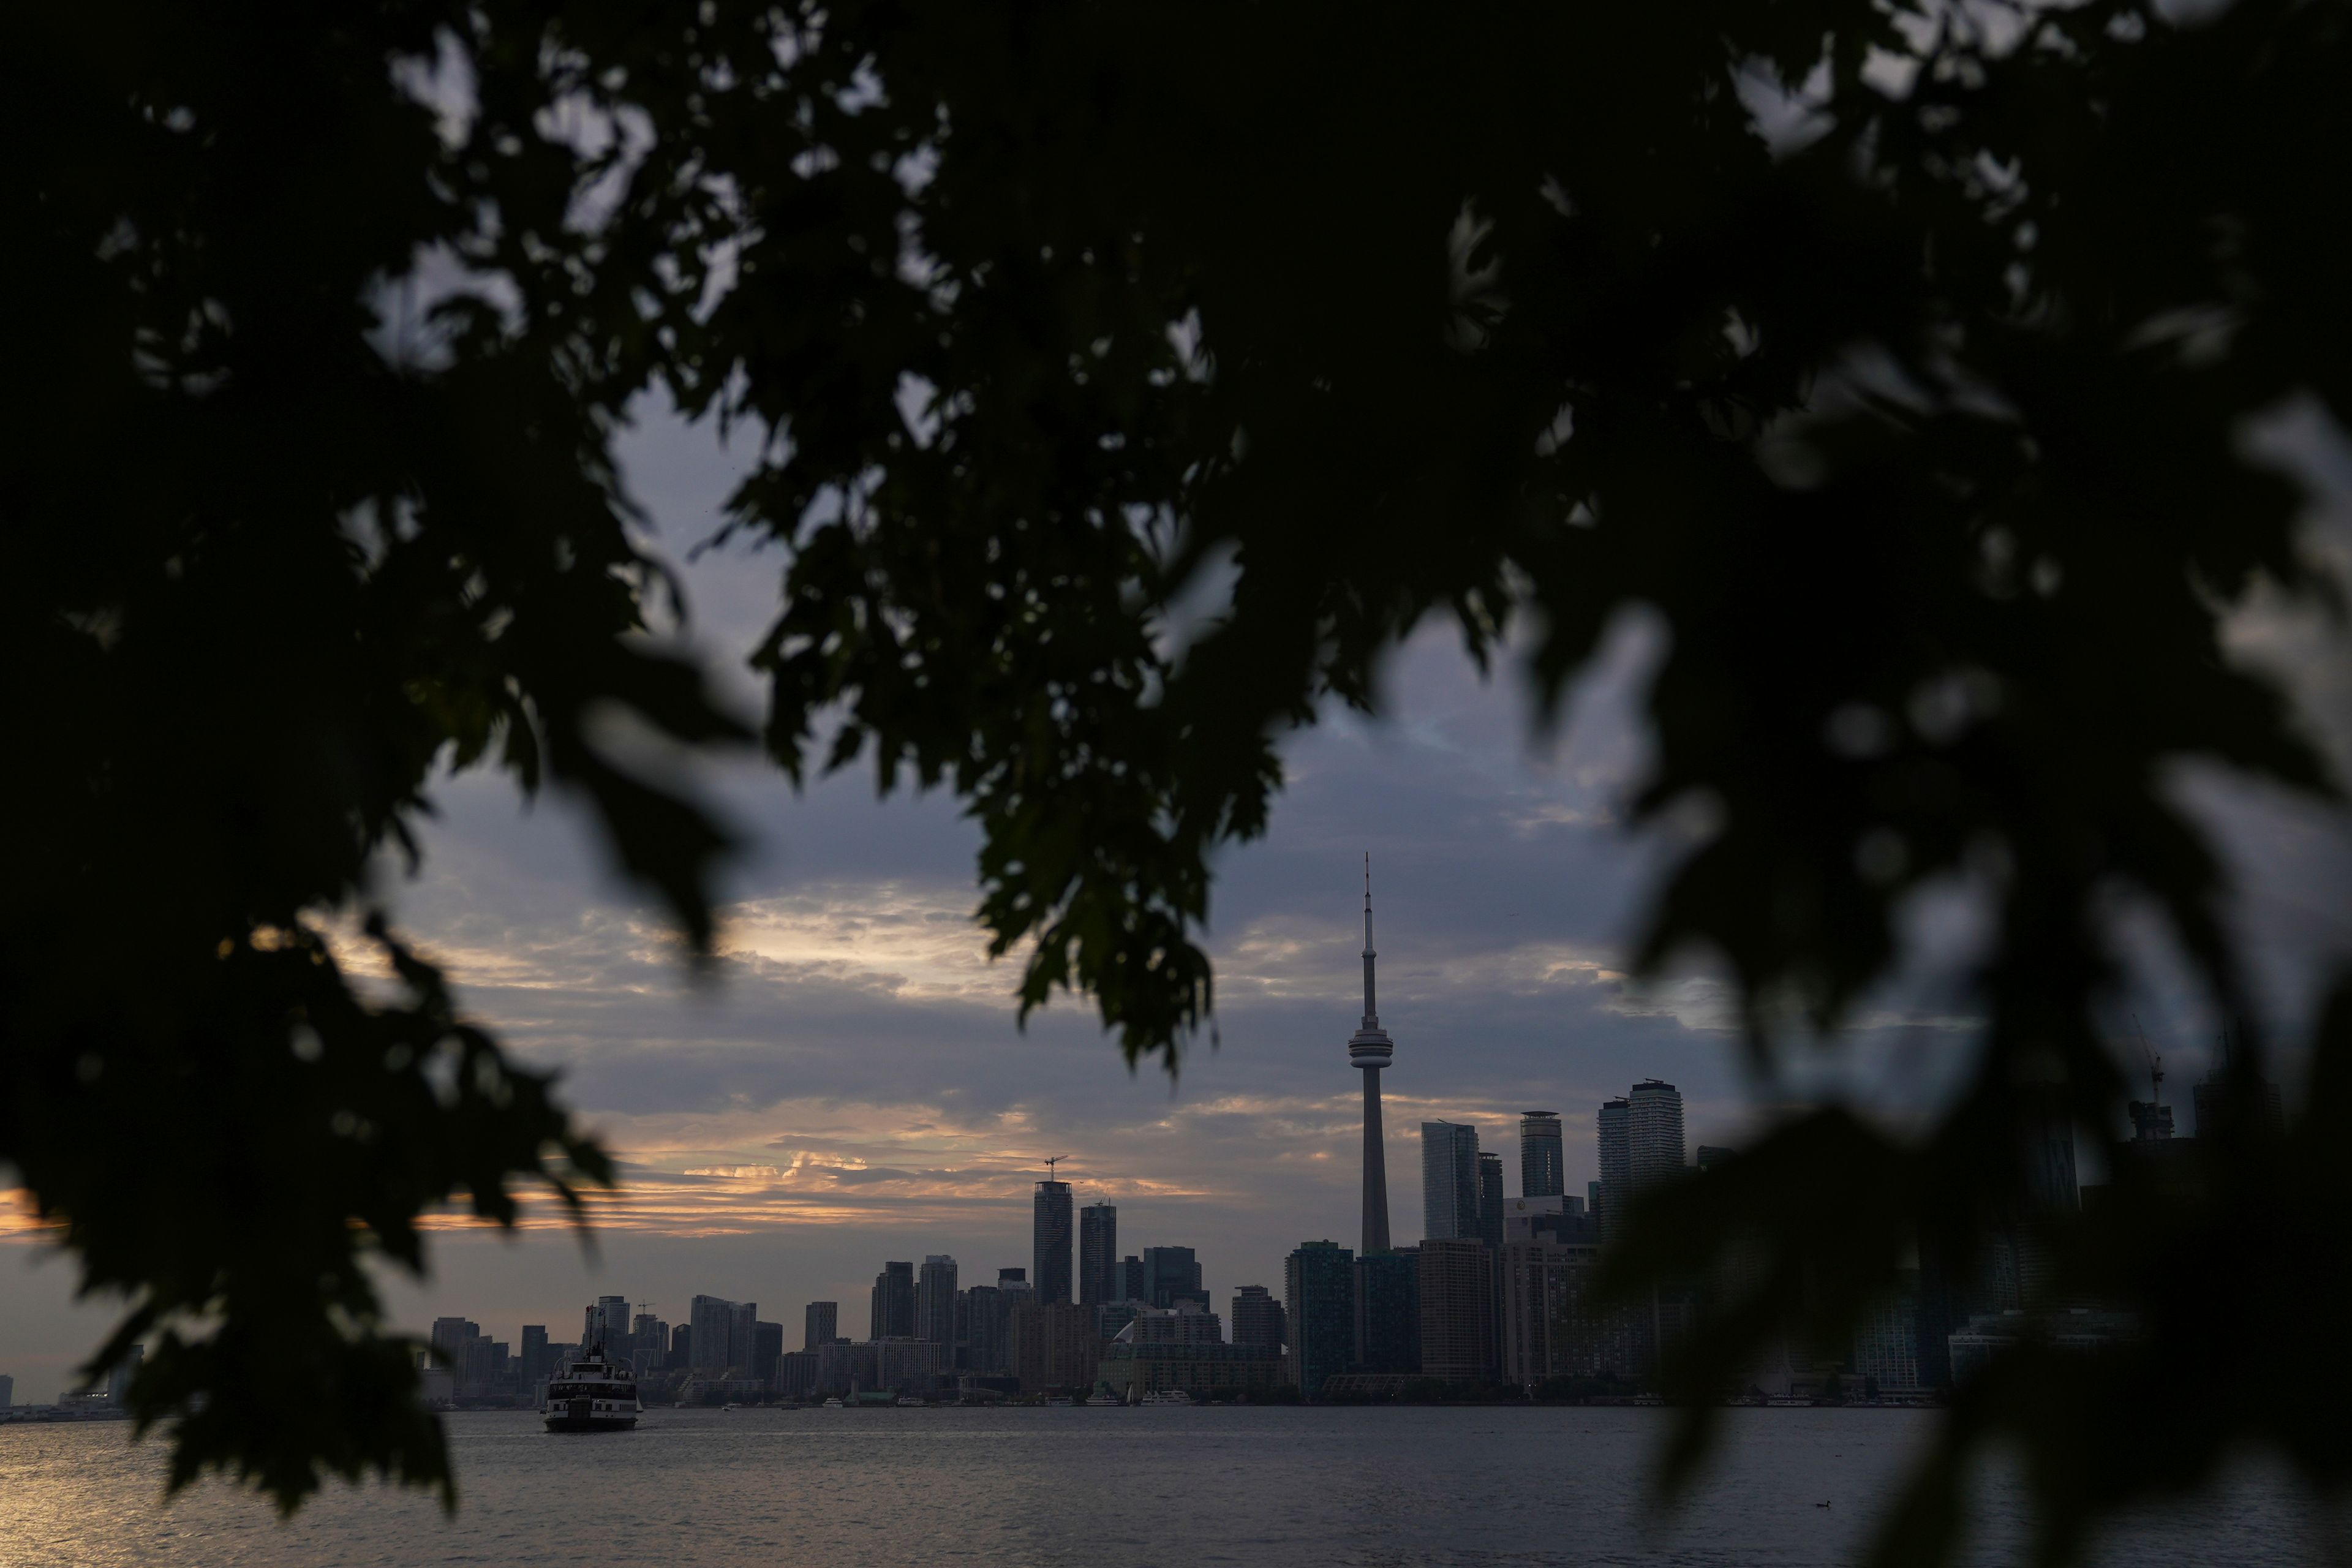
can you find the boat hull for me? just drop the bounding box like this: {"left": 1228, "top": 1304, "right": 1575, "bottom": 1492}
{"left": 543, "top": 1413, "right": 638, "bottom": 1433}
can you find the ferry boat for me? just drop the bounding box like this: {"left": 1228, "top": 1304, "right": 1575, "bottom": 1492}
{"left": 821, "top": 1397, "right": 844, "bottom": 1409}
{"left": 1138, "top": 1389, "right": 1192, "bottom": 1407}
{"left": 541, "top": 1347, "right": 641, "bottom": 1433}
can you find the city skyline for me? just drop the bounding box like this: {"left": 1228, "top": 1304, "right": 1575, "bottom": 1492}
{"left": 2, "top": 408, "right": 2337, "bottom": 1401}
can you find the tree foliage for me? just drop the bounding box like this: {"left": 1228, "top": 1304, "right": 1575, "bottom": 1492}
{"left": 6, "top": 0, "right": 2346, "bottom": 1555}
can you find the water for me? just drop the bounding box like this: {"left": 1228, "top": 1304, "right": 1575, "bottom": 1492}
{"left": 0, "top": 1407, "right": 2323, "bottom": 1567}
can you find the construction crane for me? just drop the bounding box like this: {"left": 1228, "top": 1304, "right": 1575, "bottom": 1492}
{"left": 1039, "top": 1155, "right": 1070, "bottom": 1180}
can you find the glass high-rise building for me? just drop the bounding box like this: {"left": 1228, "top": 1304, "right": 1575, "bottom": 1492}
{"left": 804, "top": 1300, "right": 838, "bottom": 1350}
{"left": 1352, "top": 1249, "right": 1420, "bottom": 1374}
{"left": 1595, "top": 1097, "right": 1630, "bottom": 1240}
{"left": 1477, "top": 1153, "right": 1506, "bottom": 1253}
{"left": 1627, "top": 1079, "right": 1687, "bottom": 1191}
{"left": 1420, "top": 1121, "right": 1480, "bottom": 1241}
{"left": 1284, "top": 1240, "right": 1355, "bottom": 1397}
{"left": 690, "top": 1294, "right": 755, "bottom": 1376}
{"left": 1033, "top": 1181, "right": 1074, "bottom": 1305}
{"left": 871, "top": 1261, "right": 914, "bottom": 1340}
{"left": 1118, "top": 1256, "right": 1146, "bottom": 1302}
{"left": 1079, "top": 1202, "right": 1118, "bottom": 1305}
{"left": 960, "top": 1284, "right": 1008, "bottom": 1373}
{"left": 1518, "top": 1112, "right": 1564, "bottom": 1199}
{"left": 1142, "top": 1245, "right": 1205, "bottom": 1309}
{"left": 916, "top": 1255, "right": 959, "bottom": 1348}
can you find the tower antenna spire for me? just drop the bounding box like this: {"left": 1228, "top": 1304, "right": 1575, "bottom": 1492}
{"left": 1347, "top": 853, "right": 1395, "bottom": 1255}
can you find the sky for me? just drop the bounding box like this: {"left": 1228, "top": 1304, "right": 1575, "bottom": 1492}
{"left": 4, "top": 403, "right": 2347, "bottom": 1404}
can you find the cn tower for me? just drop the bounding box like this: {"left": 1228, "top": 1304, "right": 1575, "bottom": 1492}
{"left": 1349, "top": 854, "right": 1395, "bottom": 1254}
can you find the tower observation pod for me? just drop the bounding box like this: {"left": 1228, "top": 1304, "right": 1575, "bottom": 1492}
{"left": 1349, "top": 854, "right": 1395, "bottom": 1254}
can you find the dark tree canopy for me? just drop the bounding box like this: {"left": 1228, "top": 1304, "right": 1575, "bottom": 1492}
{"left": 6, "top": 0, "right": 2346, "bottom": 1558}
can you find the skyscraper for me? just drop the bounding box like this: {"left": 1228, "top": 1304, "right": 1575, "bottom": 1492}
{"left": 1418, "top": 1238, "right": 1495, "bottom": 1384}
{"left": 872, "top": 1261, "right": 914, "bottom": 1340}
{"left": 586, "top": 1294, "right": 629, "bottom": 1354}
{"left": 804, "top": 1300, "right": 839, "bottom": 1351}
{"left": 1353, "top": 1249, "right": 1421, "bottom": 1374}
{"left": 1079, "top": 1202, "right": 1118, "bottom": 1305}
{"left": 916, "top": 1255, "right": 959, "bottom": 1348}
{"left": 1284, "top": 1240, "right": 1355, "bottom": 1397}
{"left": 1595, "top": 1097, "right": 1630, "bottom": 1240}
{"left": 1518, "top": 1112, "right": 1564, "bottom": 1198}
{"left": 519, "top": 1324, "right": 549, "bottom": 1384}
{"left": 1142, "top": 1245, "right": 1205, "bottom": 1309}
{"left": 960, "top": 1284, "right": 1008, "bottom": 1374}
{"left": 1118, "top": 1256, "right": 1146, "bottom": 1302}
{"left": 752, "top": 1321, "right": 783, "bottom": 1384}
{"left": 1348, "top": 855, "right": 1396, "bottom": 1255}
{"left": 1477, "top": 1152, "right": 1506, "bottom": 1253}
{"left": 1034, "top": 1178, "right": 1074, "bottom": 1305}
{"left": 690, "top": 1294, "right": 755, "bottom": 1376}
{"left": 1627, "top": 1079, "right": 1687, "bottom": 1191}
{"left": 1231, "top": 1284, "right": 1286, "bottom": 1353}
{"left": 1420, "top": 1121, "right": 1480, "bottom": 1242}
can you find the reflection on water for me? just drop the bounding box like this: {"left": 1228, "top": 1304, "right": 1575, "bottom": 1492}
{"left": 0, "top": 1407, "right": 2321, "bottom": 1567}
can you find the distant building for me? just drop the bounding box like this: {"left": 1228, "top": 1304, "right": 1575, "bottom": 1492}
{"left": 2192, "top": 1028, "right": 2286, "bottom": 1141}
{"left": 1694, "top": 1145, "right": 1735, "bottom": 1170}
{"left": 1628, "top": 1080, "right": 1687, "bottom": 1191}
{"left": 1098, "top": 1337, "right": 1283, "bottom": 1399}
{"left": 1125, "top": 1303, "right": 1224, "bottom": 1343}
{"left": 1142, "top": 1246, "right": 1207, "bottom": 1310}
{"left": 2126, "top": 1099, "right": 2176, "bottom": 1140}
{"left": 1499, "top": 1194, "right": 1596, "bottom": 1245}
{"left": 1008, "top": 1300, "right": 1099, "bottom": 1392}
{"left": 1352, "top": 1250, "right": 1420, "bottom": 1374}
{"left": 804, "top": 1301, "right": 839, "bottom": 1351}
{"left": 1518, "top": 1112, "right": 1564, "bottom": 1199}
{"left": 752, "top": 1321, "right": 784, "bottom": 1385}
{"left": 1850, "top": 1272, "right": 1924, "bottom": 1395}
{"left": 429, "top": 1317, "right": 480, "bottom": 1368}
{"left": 587, "top": 1295, "right": 630, "bottom": 1355}
{"left": 774, "top": 1350, "right": 820, "bottom": 1400}
{"left": 1420, "top": 1122, "right": 1480, "bottom": 1242}
{"left": 1230, "top": 1284, "right": 1286, "bottom": 1354}
{"left": 1079, "top": 1203, "right": 1119, "bottom": 1305}
{"left": 1477, "top": 1153, "right": 1506, "bottom": 1253}
{"left": 1284, "top": 1240, "right": 1355, "bottom": 1397}
{"left": 1034, "top": 1181, "right": 1074, "bottom": 1305}
{"left": 690, "top": 1295, "right": 755, "bottom": 1376}
{"left": 105, "top": 1344, "right": 144, "bottom": 1406}
{"left": 815, "top": 1340, "right": 878, "bottom": 1397}
{"left": 1595, "top": 1098, "right": 1629, "bottom": 1240}
{"left": 871, "top": 1261, "right": 915, "bottom": 1341}
{"left": 1948, "top": 1308, "right": 2137, "bottom": 1383}
{"left": 875, "top": 1337, "right": 944, "bottom": 1395}
{"left": 1417, "top": 1238, "right": 1494, "bottom": 1385}
{"left": 960, "top": 1284, "right": 1008, "bottom": 1374}
{"left": 1499, "top": 1239, "right": 1602, "bottom": 1384}
{"left": 669, "top": 1322, "right": 692, "bottom": 1371}
{"left": 519, "top": 1325, "right": 549, "bottom": 1384}
{"left": 0, "top": 1374, "right": 12, "bottom": 1409}
{"left": 916, "top": 1256, "right": 959, "bottom": 1351}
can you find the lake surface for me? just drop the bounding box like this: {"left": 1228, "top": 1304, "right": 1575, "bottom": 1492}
{"left": 0, "top": 1406, "right": 2325, "bottom": 1567}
